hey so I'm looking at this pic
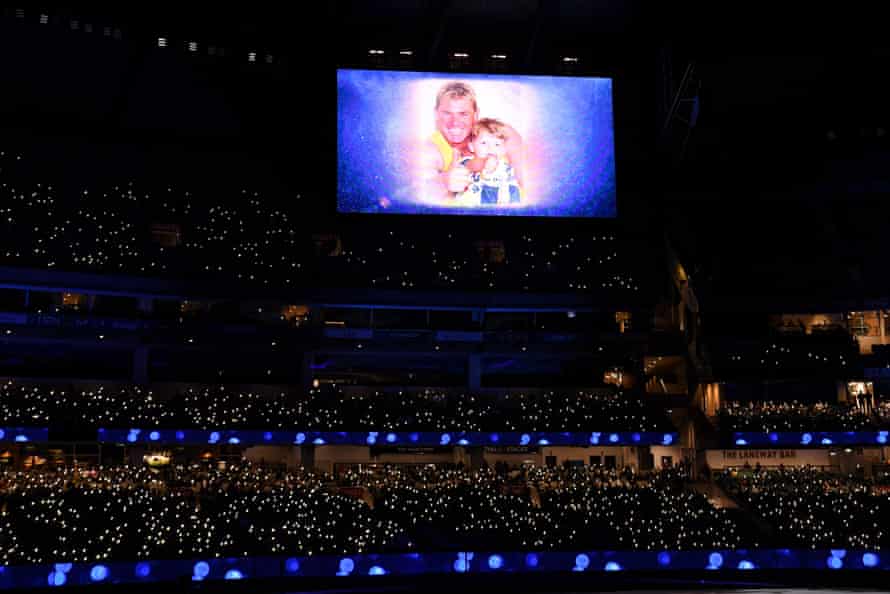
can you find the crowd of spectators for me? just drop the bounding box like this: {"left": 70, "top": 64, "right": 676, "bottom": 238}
{"left": 0, "top": 462, "right": 741, "bottom": 565}
{"left": 0, "top": 381, "right": 675, "bottom": 433}
{"left": 715, "top": 341, "right": 855, "bottom": 377}
{"left": 718, "top": 467, "right": 890, "bottom": 550}
{"left": 0, "top": 150, "right": 642, "bottom": 294}
{"left": 717, "top": 400, "right": 885, "bottom": 432}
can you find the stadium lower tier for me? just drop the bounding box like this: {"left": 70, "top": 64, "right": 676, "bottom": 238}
{"left": 2, "top": 463, "right": 890, "bottom": 568}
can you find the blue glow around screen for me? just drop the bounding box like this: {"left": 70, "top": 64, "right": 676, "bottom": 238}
{"left": 337, "top": 69, "right": 616, "bottom": 218}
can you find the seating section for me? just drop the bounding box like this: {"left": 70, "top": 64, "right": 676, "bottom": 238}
{"left": 0, "top": 382, "right": 675, "bottom": 433}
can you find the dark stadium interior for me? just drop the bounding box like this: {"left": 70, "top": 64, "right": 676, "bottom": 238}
{"left": 2, "top": 3, "right": 890, "bottom": 593}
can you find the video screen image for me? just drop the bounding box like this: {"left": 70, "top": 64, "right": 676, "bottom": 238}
{"left": 337, "top": 69, "right": 616, "bottom": 218}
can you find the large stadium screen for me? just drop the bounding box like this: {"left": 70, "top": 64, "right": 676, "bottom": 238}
{"left": 337, "top": 69, "right": 616, "bottom": 218}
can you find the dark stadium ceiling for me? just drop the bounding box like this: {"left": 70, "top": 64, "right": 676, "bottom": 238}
{"left": 2, "top": 4, "right": 890, "bottom": 188}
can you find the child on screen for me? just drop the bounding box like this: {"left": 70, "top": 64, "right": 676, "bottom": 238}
{"left": 458, "top": 118, "right": 522, "bottom": 206}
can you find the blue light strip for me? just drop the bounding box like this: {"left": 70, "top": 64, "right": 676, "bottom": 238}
{"left": 732, "top": 431, "right": 890, "bottom": 447}
{"left": 0, "top": 427, "right": 48, "bottom": 443}
{"left": 96, "top": 429, "right": 679, "bottom": 447}
{"left": 0, "top": 549, "right": 884, "bottom": 589}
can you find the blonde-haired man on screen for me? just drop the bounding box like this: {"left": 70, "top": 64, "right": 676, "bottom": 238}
{"left": 417, "top": 81, "right": 523, "bottom": 204}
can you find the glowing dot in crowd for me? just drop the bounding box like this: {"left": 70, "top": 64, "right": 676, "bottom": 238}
{"left": 827, "top": 556, "right": 843, "bottom": 569}
{"left": 48, "top": 571, "right": 66, "bottom": 587}
{"left": 575, "top": 554, "right": 590, "bottom": 570}
{"left": 657, "top": 552, "right": 671, "bottom": 566}
{"left": 608, "top": 433, "right": 619, "bottom": 443}
{"left": 224, "top": 570, "right": 244, "bottom": 580}
{"left": 862, "top": 553, "right": 879, "bottom": 568}
{"left": 135, "top": 563, "right": 151, "bottom": 578}
{"left": 193, "top": 562, "right": 210, "bottom": 578}
{"left": 149, "top": 431, "right": 160, "bottom": 441}
{"left": 285, "top": 558, "right": 300, "bottom": 573}
{"left": 525, "top": 553, "right": 539, "bottom": 568}
{"left": 520, "top": 433, "right": 531, "bottom": 445}
{"left": 737, "top": 560, "right": 755, "bottom": 570}
{"left": 604, "top": 562, "right": 621, "bottom": 572}
{"left": 339, "top": 558, "right": 354, "bottom": 574}
{"left": 294, "top": 432, "right": 306, "bottom": 444}
{"left": 369, "top": 566, "right": 387, "bottom": 575}
{"left": 708, "top": 552, "right": 723, "bottom": 569}
{"left": 488, "top": 555, "right": 504, "bottom": 569}
{"left": 386, "top": 433, "right": 397, "bottom": 443}
{"left": 90, "top": 565, "right": 109, "bottom": 582}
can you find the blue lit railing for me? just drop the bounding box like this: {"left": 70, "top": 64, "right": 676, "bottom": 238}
{"left": 0, "top": 427, "right": 48, "bottom": 443}
{"left": 97, "top": 429, "right": 679, "bottom": 447}
{"left": 732, "top": 431, "right": 890, "bottom": 447}
{"left": 0, "top": 549, "right": 884, "bottom": 589}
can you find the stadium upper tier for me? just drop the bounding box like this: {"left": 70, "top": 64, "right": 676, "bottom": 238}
{"left": 0, "top": 150, "right": 650, "bottom": 298}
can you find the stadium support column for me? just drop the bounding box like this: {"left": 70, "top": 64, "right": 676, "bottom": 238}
{"left": 133, "top": 345, "right": 150, "bottom": 384}
{"left": 301, "top": 445, "right": 316, "bottom": 470}
{"left": 468, "top": 352, "right": 481, "bottom": 391}
{"left": 468, "top": 446, "right": 485, "bottom": 470}
{"left": 881, "top": 310, "right": 886, "bottom": 346}
{"left": 301, "top": 352, "right": 315, "bottom": 391}
{"left": 137, "top": 297, "right": 153, "bottom": 316}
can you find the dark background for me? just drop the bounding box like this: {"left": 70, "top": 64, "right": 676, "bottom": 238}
{"left": 1, "top": 3, "right": 889, "bottom": 303}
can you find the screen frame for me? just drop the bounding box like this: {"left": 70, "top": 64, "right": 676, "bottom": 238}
{"left": 334, "top": 67, "right": 621, "bottom": 223}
